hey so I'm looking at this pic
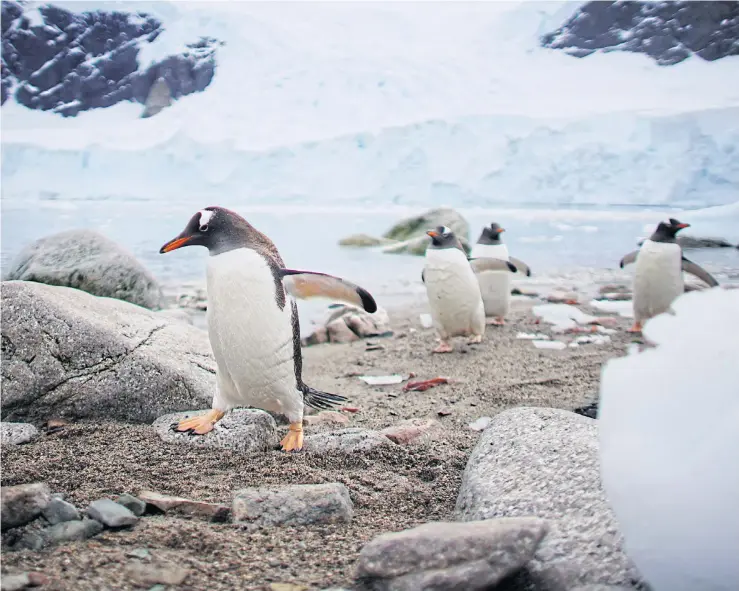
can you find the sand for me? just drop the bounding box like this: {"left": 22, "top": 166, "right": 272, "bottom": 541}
{"left": 1, "top": 299, "right": 636, "bottom": 591}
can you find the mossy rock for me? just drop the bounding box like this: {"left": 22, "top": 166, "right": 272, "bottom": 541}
{"left": 382, "top": 235, "right": 472, "bottom": 257}
{"left": 338, "top": 234, "right": 394, "bottom": 248}
{"left": 382, "top": 208, "right": 470, "bottom": 243}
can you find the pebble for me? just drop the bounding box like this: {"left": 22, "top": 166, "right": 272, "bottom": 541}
{"left": 303, "top": 411, "right": 350, "bottom": 427}
{"left": 87, "top": 499, "right": 139, "bottom": 528}
{"left": 356, "top": 518, "right": 548, "bottom": 591}
{"left": 468, "top": 417, "right": 492, "bottom": 432}
{"left": 116, "top": 493, "right": 146, "bottom": 517}
{"left": 42, "top": 497, "right": 80, "bottom": 524}
{"left": 0, "top": 573, "right": 31, "bottom": 591}
{"left": 380, "top": 419, "right": 441, "bottom": 445}
{"left": 1, "top": 482, "right": 51, "bottom": 531}
{"left": 125, "top": 562, "right": 190, "bottom": 587}
{"left": 232, "top": 483, "right": 353, "bottom": 527}
{"left": 303, "top": 428, "right": 394, "bottom": 454}
{"left": 0, "top": 422, "right": 39, "bottom": 446}
{"left": 152, "top": 409, "right": 278, "bottom": 453}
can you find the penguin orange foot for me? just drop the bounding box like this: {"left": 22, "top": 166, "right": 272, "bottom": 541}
{"left": 433, "top": 341, "right": 454, "bottom": 354}
{"left": 280, "top": 422, "right": 304, "bottom": 452}
{"left": 467, "top": 334, "right": 483, "bottom": 344}
{"left": 486, "top": 317, "right": 505, "bottom": 326}
{"left": 627, "top": 322, "right": 643, "bottom": 333}
{"left": 176, "top": 409, "right": 225, "bottom": 435}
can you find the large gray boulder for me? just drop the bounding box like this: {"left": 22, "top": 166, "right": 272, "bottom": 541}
{"left": 1, "top": 281, "right": 215, "bottom": 424}
{"left": 381, "top": 208, "right": 471, "bottom": 256}
{"left": 455, "top": 408, "right": 639, "bottom": 590}
{"left": 4, "top": 229, "right": 162, "bottom": 309}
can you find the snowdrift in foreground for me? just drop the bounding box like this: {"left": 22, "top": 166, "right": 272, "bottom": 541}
{"left": 599, "top": 288, "right": 739, "bottom": 591}
{"left": 3, "top": 106, "right": 738, "bottom": 208}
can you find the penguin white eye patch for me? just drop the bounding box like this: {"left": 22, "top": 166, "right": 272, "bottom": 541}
{"left": 198, "top": 209, "right": 214, "bottom": 231}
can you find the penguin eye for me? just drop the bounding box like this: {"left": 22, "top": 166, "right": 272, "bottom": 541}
{"left": 199, "top": 224, "right": 209, "bottom": 232}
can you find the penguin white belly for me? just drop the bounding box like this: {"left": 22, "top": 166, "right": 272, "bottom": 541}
{"left": 424, "top": 249, "right": 485, "bottom": 338}
{"left": 205, "top": 248, "right": 301, "bottom": 419}
{"left": 471, "top": 243, "right": 511, "bottom": 318}
{"left": 632, "top": 240, "right": 683, "bottom": 323}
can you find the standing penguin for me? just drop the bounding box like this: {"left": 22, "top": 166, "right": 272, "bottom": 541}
{"left": 619, "top": 218, "right": 718, "bottom": 333}
{"left": 160, "top": 206, "right": 377, "bottom": 452}
{"left": 422, "top": 226, "right": 515, "bottom": 353}
{"left": 470, "top": 222, "right": 532, "bottom": 325}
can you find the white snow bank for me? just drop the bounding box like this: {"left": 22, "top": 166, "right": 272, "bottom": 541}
{"left": 599, "top": 288, "right": 739, "bottom": 591}
{"left": 590, "top": 299, "right": 634, "bottom": 318}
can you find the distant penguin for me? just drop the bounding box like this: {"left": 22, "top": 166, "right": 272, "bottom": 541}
{"left": 470, "top": 222, "right": 532, "bottom": 325}
{"left": 619, "top": 218, "right": 718, "bottom": 333}
{"left": 160, "top": 206, "right": 377, "bottom": 452}
{"left": 422, "top": 226, "right": 515, "bottom": 353}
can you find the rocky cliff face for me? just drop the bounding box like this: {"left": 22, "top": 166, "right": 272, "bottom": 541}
{"left": 542, "top": 1, "right": 739, "bottom": 65}
{"left": 1, "top": 1, "right": 220, "bottom": 117}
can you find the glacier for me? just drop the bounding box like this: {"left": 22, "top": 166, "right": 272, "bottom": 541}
{"left": 2, "top": 0, "right": 739, "bottom": 210}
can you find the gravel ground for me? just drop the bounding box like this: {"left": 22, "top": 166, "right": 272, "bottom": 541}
{"left": 1, "top": 298, "right": 636, "bottom": 591}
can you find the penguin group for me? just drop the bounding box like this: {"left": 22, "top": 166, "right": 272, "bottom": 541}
{"left": 160, "top": 207, "right": 719, "bottom": 452}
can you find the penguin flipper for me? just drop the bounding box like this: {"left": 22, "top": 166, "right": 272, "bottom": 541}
{"left": 619, "top": 250, "right": 639, "bottom": 268}
{"left": 682, "top": 257, "right": 719, "bottom": 288}
{"left": 421, "top": 270, "right": 425, "bottom": 284}
{"left": 508, "top": 257, "right": 532, "bottom": 276}
{"left": 279, "top": 269, "right": 377, "bottom": 313}
{"left": 469, "top": 258, "right": 518, "bottom": 274}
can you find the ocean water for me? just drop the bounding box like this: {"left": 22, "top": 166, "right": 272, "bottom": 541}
{"left": 2, "top": 196, "right": 738, "bottom": 333}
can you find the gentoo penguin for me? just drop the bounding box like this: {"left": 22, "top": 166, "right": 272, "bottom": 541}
{"left": 422, "top": 226, "right": 515, "bottom": 353}
{"left": 160, "top": 206, "right": 377, "bottom": 452}
{"left": 470, "top": 222, "right": 532, "bottom": 325}
{"left": 619, "top": 218, "right": 718, "bottom": 333}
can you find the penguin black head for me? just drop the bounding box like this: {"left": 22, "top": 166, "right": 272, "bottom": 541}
{"left": 651, "top": 218, "right": 690, "bottom": 243}
{"left": 160, "top": 206, "right": 263, "bottom": 256}
{"left": 426, "top": 226, "right": 461, "bottom": 249}
{"left": 477, "top": 222, "right": 505, "bottom": 245}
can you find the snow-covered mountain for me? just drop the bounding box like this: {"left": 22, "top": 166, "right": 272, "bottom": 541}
{"left": 2, "top": 1, "right": 738, "bottom": 209}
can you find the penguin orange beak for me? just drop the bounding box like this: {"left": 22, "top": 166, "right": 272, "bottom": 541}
{"left": 160, "top": 235, "right": 192, "bottom": 254}
{"left": 676, "top": 223, "right": 690, "bottom": 229}
{"left": 426, "top": 230, "right": 439, "bottom": 238}
{"left": 497, "top": 228, "right": 505, "bottom": 233}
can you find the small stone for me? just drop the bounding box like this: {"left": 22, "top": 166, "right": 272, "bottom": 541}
{"left": 126, "top": 562, "right": 189, "bottom": 587}
{"left": 468, "top": 417, "right": 492, "bottom": 432}
{"left": 356, "top": 518, "right": 548, "bottom": 590}
{"left": 380, "top": 419, "right": 441, "bottom": 445}
{"left": 138, "top": 490, "right": 229, "bottom": 521}
{"left": 26, "top": 573, "right": 50, "bottom": 586}
{"left": 301, "top": 326, "right": 329, "bottom": 347}
{"left": 42, "top": 497, "right": 80, "bottom": 524}
{"left": 46, "top": 518, "right": 103, "bottom": 544}
{"left": 269, "top": 584, "right": 308, "bottom": 591}
{"left": 46, "top": 419, "right": 70, "bottom": 432}
{"left": 232, "top": 483, "right": 353, "bottom": 527}
{"left": 17, "top": 531, "right": 46, "bottom": 551}
{"left": 326, "top": 318, "right": 360, "bottom": 343}
{"left": 0, "top": 573, "right": 31, "bottom": 591}
{"left": 87, "top": 499, "right": 138, "bottom": 528}
{"left": 126, "top": 548, "right": 152, "bottom": 560}
{"left": 0, "top": 422, "right": 39, "bottom": 445}
{"left": 117, "top": 494, "right": 146, "bottom": 517}
{"left": 303, "top": 428, "right": 394, "bottom": 454}
{"left": 303, "top": 411, "right": 350, "bottom": 427}
{"left": 152, "top": 409, "right": 278, "bottom": 453}
{"left": 1, "top": 483, "right": 51, "bottom": 531}
{"left": 437, "top": 409, "right": 452, "bottom": 417}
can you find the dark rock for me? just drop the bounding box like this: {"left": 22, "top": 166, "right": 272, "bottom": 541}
{"left": 455, "top": 407, "right": 638, "bottom": 588}
{"left": 381, "top": 208, "right": 470, "bottom": 256}
{"left": 1, "top": 281, "right": 214, "bottom": 424}
{"left": 152, "top": 409, "right": 278, "bottom": 454}
{"left": 116, "top": 493, "right": 146, "bottom": 517}
{"left": 42, "top": 497, "right": 80, "bottom": 525}
{"left": 573, "top": 401, "right": 599, "bottom": 419}
{"left": 46, "top": 518, "right": 103, "bottom": 544}
{"left": 1, "top": 2, "right": 220, "bottom": 116}
{"left": 1, "top": 483, "right": 51, "bottom": 531}
{"left": 0, "top": 422, "right": 39, "bottom": 445}
{"left": 4, "top": 229, "right": 163, "bottom": 309}
{"left": 677, "top": 235, "right": 735, "bottom": 249}
{"left": 86, "top": 498, "right": 138, "bottom": 528}
{"left": 356, "top": 518, "right": 548, "bottom": 591}
{"left": 232, "top": 483, "right": 353, "bottom": 527}
{"left": 542, "top": 1, "right": 739, "bottom": 66}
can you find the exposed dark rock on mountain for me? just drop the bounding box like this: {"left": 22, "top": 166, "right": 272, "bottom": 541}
{"left": 1, "top": 1, "right": 221, "bottom": 116}
{"left": 542, "top": 1, "right": 739, "bottom": 66}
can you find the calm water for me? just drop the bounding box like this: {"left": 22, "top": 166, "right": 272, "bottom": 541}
{"left": 2, "top": 196, "right": 738, "bottom": 331}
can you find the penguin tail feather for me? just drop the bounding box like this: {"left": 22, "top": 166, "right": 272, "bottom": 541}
{"left": 302, "top": 385, "right": 347, "bottom": 410}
